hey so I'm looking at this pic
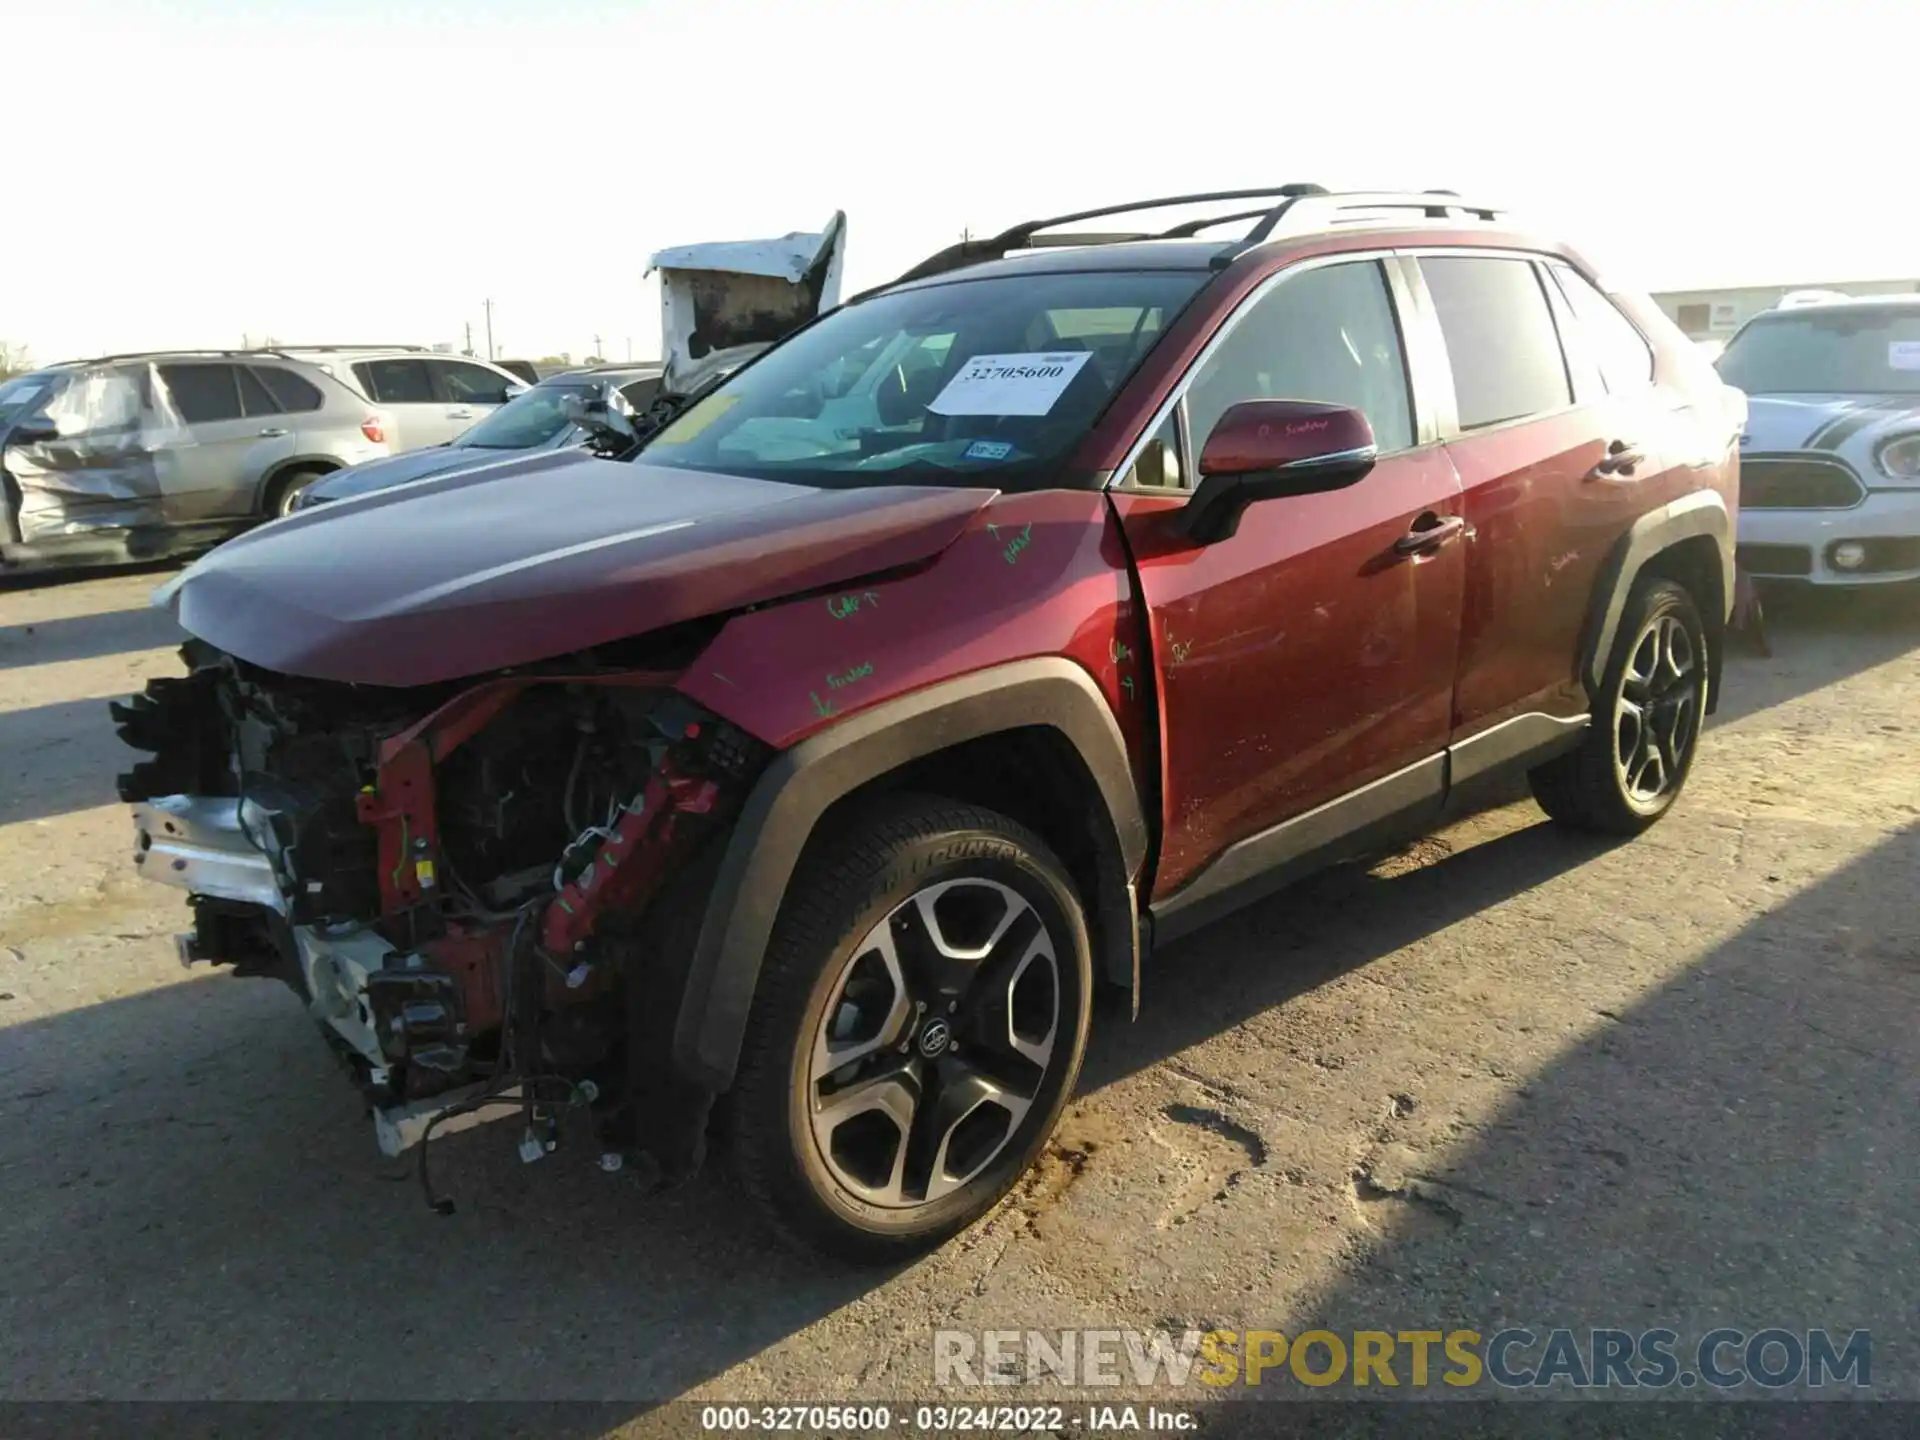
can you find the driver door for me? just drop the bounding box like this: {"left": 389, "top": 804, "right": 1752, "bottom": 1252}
{"left": 1109, "top": 256, "right": 1467, "bottom": 928}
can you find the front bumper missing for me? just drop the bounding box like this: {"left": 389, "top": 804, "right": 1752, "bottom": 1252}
{"left": 132, "top": 795, "right": 286, "bottom": 915}
{"left": 131, "top": 793, "right": 502, "bottom": 1155}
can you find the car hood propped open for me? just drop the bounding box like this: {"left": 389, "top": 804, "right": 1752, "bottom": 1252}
{"left": 649, "top": 212, "right": 847, "bottom": 397}
{"left": 159, "top": 448, "right": 993, "bottom": 687}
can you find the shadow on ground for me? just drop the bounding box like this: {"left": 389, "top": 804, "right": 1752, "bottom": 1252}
{"left": 0, "top": 696, "right": 140, "bottom": 825}
{"left": 0, "top": 602, "right": 181, "bottom": 670}
{"left": 1287, "top": 820, "right": 1920, "bottom": 1404}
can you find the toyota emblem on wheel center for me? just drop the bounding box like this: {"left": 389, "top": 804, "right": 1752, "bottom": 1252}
{"left": 917, "top": 1018, "right": 953, "bottom": 1058}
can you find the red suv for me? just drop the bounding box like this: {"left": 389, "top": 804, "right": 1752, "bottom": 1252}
{"left": 116, "top": 186, "right": 1743, "bottom": 1260}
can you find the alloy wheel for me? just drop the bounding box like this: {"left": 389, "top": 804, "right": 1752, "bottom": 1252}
{"left": 1614, "top": 611, "right": 1701, "bottom": 809}
{"left": 806, "top": 877, "right": 1060, "bottom": 1209}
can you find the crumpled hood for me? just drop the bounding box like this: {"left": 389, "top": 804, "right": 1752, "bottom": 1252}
{"left": 1742, "top": 393, "right": 1920, "bottom": 455}
{"left": 302, "top": 444, "right": 512, "bottom": 506}
{"left": 161, "top": 448, "right": 994, "bottom": 686}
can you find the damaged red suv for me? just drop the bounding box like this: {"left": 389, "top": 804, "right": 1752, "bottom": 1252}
{"left": 117, "top": 186, "right": 1743, "bottom": 1260}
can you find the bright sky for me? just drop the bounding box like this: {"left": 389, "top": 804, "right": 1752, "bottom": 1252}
{"left": 9, "top": 0, "right": 1916, "bottom": 367}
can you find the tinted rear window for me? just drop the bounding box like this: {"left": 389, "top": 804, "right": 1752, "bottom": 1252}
{"left": 1421, "top": 256, "right": 1572, "bottom": 429}
{"left": 356, "top": 358, "right": 435, "bottom": 404}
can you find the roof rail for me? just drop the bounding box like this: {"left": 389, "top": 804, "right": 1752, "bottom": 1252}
{"left": 272, "top": 343, "right": 433, "bottom": 353}
{"left": 51, "top": 348, "right": 298, "bottom": 366}
{"left": 890, "top": 186, "right": 1505, "bottom": 285}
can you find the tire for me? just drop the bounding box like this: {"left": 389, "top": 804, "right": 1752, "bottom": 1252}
{"left": 267, "top": 467, "right": 329, "bottom": 518}
{"left": 1529, "top": 576, "right": 1710, "bottom": 834}
{"left": 726, "top": 793, "right": 1093, "bottom": 1263}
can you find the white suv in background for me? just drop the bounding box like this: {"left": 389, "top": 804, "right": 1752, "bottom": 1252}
{"left": 280, "top": 347, "right": 527, "bottom": 451}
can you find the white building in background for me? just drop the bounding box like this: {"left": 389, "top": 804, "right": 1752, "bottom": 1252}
{"left": 1651, "top": 278, "right": 1920, "bottom": 341}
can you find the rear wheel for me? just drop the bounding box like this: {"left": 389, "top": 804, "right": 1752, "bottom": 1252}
{"left": 726, "top": 795, "right": 1092, "bottom": 1262}
{"left": 267, "top": 467, "right": 329, "bottom": 517}
{"left": 1530, "top": 576, "right": 1709, "bottom": 833}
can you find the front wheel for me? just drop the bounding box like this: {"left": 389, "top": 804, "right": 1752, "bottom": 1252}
{"left": 726, "top": 795, "right": 1093, "bottom": 1262}
{"left": 1530, "top": 576, "right": 1710, "bottom": 834}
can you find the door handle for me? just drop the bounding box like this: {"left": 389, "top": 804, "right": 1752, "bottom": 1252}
{"left": 446, "top": 407, "right": 474, "bottom": 419}
{"left": 1588, "top": 439, "right": 1646, "bottom": 480}
{"left": 257, "top": 427, "right": 289, "bottom": 438}
{"left": 1394, "top": 513, "right": 1469, "bottom": 556}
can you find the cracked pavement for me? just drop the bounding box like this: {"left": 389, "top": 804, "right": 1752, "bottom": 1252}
{"left": 2, "top": 570, "right": 1916, "bottom": 1417}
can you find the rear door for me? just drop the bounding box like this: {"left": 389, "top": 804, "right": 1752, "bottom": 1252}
{"left": 426, "top": 358, "right": 517, "bottom": 438}
{"left": 1109, "top": 255, "right": 1467, "bottom": 917}
{"left": 1408, "top": 252, "right": 1660, "bottom": 759}
{"left": 352, "top": 358, "right": 443, "bottom": 451}
{"left": 153, "top": 362, "right": 297, "bottom": 519}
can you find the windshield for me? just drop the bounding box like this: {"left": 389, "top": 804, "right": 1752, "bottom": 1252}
{"left": 455, "top": 381, "right": 593, "bottom": 449}
{"left": 1717, "top": 308, "right": 1920, "bottom": 395}
{"left": 640, "top": 269, "right": 1207, "bottom": 488}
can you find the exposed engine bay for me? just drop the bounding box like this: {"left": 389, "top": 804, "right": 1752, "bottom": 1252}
{"left": 115, "top": 639, "right": 768, "bottom": 1208}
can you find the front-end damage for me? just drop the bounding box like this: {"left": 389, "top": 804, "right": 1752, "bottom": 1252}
{"left": 116, "top": 639, "right": 769, "bottom": 1203}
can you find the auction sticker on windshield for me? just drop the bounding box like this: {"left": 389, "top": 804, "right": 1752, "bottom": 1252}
{"left": 1889, "top": 341, "right": 1920, "bottom": 371}
{"left": 929, "top": 352, "right": 1094, "bottom": 417}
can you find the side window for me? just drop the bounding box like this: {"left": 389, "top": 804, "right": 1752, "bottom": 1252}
{"left": 1550, "top": 264, "right": 1657, "bottom": 393}
{"left": 253, "top": 365, "right": 325, "bottom": 413}
{"left": 236, "top": 367, "right": 284, "bottom": 418}
{"left": 158, "top": 364, "right": 244, "bottom": 425}
{"left": 360, "top": 358, "right": 435, "bottom": 405}
{"left": 1184, "top": 260, "right": 1414, "bottom": 459}
{"left": 1123, "top": 409, "right": 1185, "bottom": 490}
{"left": 1420, "top": 256, "right": 1572, "bottom": 429}
{"left": 434, "top": 360, "right": 513, "bottom": 405}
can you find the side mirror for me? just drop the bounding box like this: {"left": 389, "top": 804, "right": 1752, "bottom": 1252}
{"left": 1176, "top": 399, "right": 1377, "bottom": 544}
{"left": 8, "top": 418, "right": 60, "bottom": 445}
{"left": 500, "top": 382, "right": 529, "bottom": 402}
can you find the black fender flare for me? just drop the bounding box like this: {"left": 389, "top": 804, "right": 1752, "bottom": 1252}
{"left": 1580, "top": 489, "right": 1734, "bottom": 706}
{"left": 670, "top": 657, "right": 1149, "bottom": 1092}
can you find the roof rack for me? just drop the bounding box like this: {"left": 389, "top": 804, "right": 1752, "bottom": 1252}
{"left": 272, "top": 343, "right": 433, "bottom": 354}
{"left": 892, "top": 186, "right": 1505, "bottom": 285}
{"left": 50, "top": 348, "right": 299, "bottom": 367}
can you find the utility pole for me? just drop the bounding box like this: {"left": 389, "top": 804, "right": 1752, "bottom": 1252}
{"left": 463, "top": 321, "right": 474, "bottom": 357}
{"left": 483, "top": 299, "right": 495, "bottom": 360}
{"left": 591, "top": 333, "right": 603, "bottom": 362}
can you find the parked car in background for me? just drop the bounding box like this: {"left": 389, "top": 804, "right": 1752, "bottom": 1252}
{"left": 297, "top": 364, "right": 665, "bottom": 509}
{"left": 1717, "top": 294, "right": 1920, "bottom": 585}
{"left": 1, "top": 349, "right": 388, "bottom": 566}
{"left": 277, "top": 347, "right": 528, "bottom": 452}
{"left": 296, "top": 214, "right": 850, "bottom": 513}
{"left": 119, "top": 186, "right": 1739, "bottom": 1261}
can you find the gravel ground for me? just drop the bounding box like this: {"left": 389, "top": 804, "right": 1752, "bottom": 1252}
{"left": 1, "top": 569, "right": 1915, "bottom": 1423}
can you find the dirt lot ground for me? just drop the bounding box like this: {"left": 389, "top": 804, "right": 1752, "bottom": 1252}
{"left": 2, "top": 568, "right": 1916, "bottom": 1420}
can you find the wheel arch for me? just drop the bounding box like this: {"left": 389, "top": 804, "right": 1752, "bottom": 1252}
{"left": 672, "top": 657, "right": 1148, "bottom": 1092}
{"left": 256, "top": 456, "right": 341, "bottom": 514}
{"left": 1580, "top": 489, "right": 1733, "bottom": 715}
